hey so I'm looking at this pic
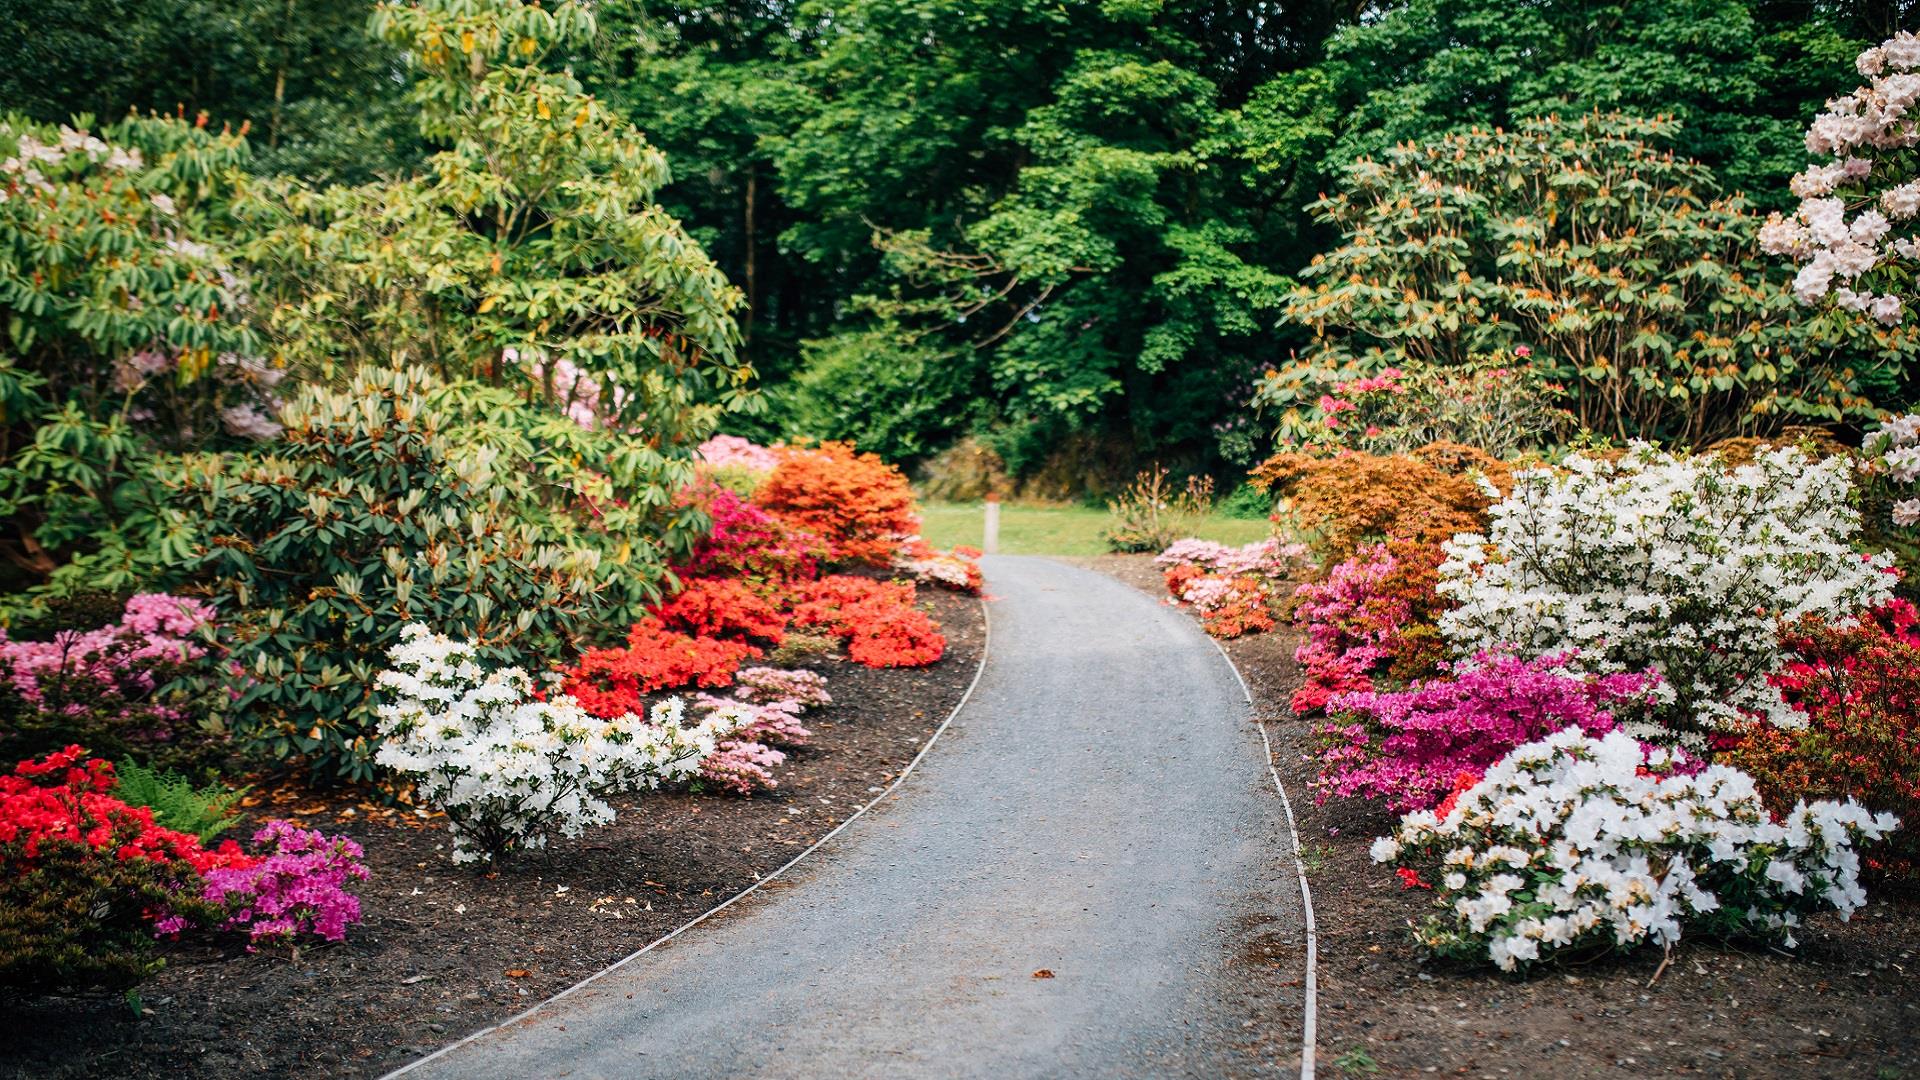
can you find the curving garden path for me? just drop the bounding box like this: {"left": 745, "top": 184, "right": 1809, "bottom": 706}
{"left": 390, "top": 556, "right": 1307, "bottom": 1079}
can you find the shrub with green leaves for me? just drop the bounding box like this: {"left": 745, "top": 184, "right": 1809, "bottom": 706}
{"left": 112, "top": 759, "right": 244, "bottom": 844}
{"left": 173, "top": 366, "right": 607, "bottom": 781}
{"left": 1266, "top": 113, "right": 1918, "bottom": 446}
{"left": 0, "top": 113, "right": 274, "bottom": 612}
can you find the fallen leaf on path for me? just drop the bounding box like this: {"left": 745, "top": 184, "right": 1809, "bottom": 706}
{"left": 1032, "top": 969, "right": 1055, "bottom": 979}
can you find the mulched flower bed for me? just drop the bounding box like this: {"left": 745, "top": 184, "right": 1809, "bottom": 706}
{"left": 1077, "top": 553, "right": 1920, "bottom": 1079}
{"left": 0, "top": 590, "right": 985, "bottom": 1080}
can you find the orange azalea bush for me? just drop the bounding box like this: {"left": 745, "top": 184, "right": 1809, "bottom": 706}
{"left": 758, "top": 442, "right": 920, "bottom": 567}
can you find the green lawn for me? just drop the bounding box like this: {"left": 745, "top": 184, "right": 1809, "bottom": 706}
{"left": 917, "top": 501, "right": 1272, "bottom": 557}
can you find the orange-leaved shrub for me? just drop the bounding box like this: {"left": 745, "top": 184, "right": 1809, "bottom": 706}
{"left": 758, "top": 443, "right": 919, "bottom": 567}
{"left": 1253, "top": 442, "right": 1510, "bottom": 564}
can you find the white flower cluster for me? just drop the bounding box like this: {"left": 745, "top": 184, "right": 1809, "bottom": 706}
{"left": 1867, "top": 413, "right": 1920, "bottom": 527}
{"left": 1370, "top": 728, "right": 1898, "bottom": 972}
{"left": 1761, "top": 31, "right": 1920, "bottom": 323}
{"left": 0, "top": 123, "right": 141, "bottom": 198}
{"left": 373, "top": 624, "right": 739, "bottom": 863}
{"left": 1437, "top": 444, "right": 1893, "bottom": 739}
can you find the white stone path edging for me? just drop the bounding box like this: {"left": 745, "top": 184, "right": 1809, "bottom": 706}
{"left": 381, "top": 594, "right": 994, "bottom": 1080}
{"left": 1207, "top": 633, "right": 1321, "bottom": 1080}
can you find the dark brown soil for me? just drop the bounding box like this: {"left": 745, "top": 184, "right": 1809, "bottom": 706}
{"left": 1074, "top": 553, "right": 1920, "bottom": 1080}
{"left": 0, "top": 589, "right": 986, "bottom": 1080}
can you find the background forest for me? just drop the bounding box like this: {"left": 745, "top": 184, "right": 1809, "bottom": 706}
{"left": 3, "top": 0, "right": 1917, "bottom": 493}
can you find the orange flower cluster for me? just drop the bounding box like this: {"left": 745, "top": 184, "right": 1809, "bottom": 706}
{"left": 757, "top": 442, "right": 920, "bottom": 567}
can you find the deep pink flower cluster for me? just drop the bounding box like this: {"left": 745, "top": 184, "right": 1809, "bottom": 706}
{"left": 1314, "top": 651, "right": 1662, "bottom": 811}
{"left": 198, "top": 820, "right": 369, "bottom": 945}
{"left": 0, "top": 594, "right": 214, "bottom": 710}
{"left": 1290, "top": 542, "right": 1446, "bottom": 714}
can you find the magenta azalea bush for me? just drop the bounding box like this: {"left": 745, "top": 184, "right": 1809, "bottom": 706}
{"left": 1315, "top": 652, "right": 1663, "bottom": 812}
{"left": 199, "top": 820, "right": 370, "bottom": 945}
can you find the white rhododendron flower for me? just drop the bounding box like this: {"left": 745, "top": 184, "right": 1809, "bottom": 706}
{"left": 1373, "top": 729, "right": 1897, "bottom": 972}
{"left": 1437, "top": 444, "right": 1893, "bottom": 741}
{"left": 374, "top": 624, "right": 740, "bottom": 863}
{"left": 1764, "top": 30, "right": 1920, "bottom": 323}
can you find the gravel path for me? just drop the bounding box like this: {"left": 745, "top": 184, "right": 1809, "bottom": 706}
{"left": 393, "top": 556, "right": 1304, "bottom": 1079}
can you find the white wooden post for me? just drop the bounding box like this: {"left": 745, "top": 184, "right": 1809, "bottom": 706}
{"left": 983, "top": 495, "right": 1001, "bottom": 555}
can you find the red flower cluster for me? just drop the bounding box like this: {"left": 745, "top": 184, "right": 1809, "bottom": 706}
{"left": 792, "top": 575, "right": 944, "bottom": 668}
{"left": 651, "top": 578, "right": 789, "bottom": 645}
{"left": 1727, "top": 600, "right": 1920, "bottom": 879}
{"left": 562, "top": 620, "right": 763, "bottom": 717}
{"left": 1, "top": 746, "right": 248, "bottom": 875}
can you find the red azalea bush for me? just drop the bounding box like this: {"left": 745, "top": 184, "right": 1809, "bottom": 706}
{"left": 1289, "top": 539, "right": 1449, "bottom": 714}
{"left": 650, "top": 578, "right": 789, "bottom": 646}
{"left": 757, "top": 442, "right": 920, "bottom": 567}
{"left": 1314, "top": 652, "right": 1663, "bottom": 812}
{"left": 561, "top": 619, "right": 763, "bottom": 717}
{"left": 791, "top": 575, "right": 945, "bottom": 667}
{"left": 1725, "top": 600, "right": 1920, "bottom": 879}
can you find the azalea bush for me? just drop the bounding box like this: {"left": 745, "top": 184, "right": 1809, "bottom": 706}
{"left": 757, "top": 442, "right": 919, "bottom": 567}
{"left": 1316, "top": 652, "right": 1661, "bottom": 812}
{"left": 790, "top": 575, "right": 945, "bottom": 668}
{"left": 0, "top": 747, "right": 363, "bottom": 991}
{"left": 1370, "top": 729, "right": 1898, "bottom": 972}
{"left": 1438, "top": 444, "right": 1893, "bottom": 742}
{"left": 197, "top": 821, "right": 368, "bottom": 945}
{"left": 1857, "top": 413, "right": 1920, "bottom": 596}
{"left": 1727, "top": 602, "right": 1920, "bottom": 879}
{"left": 1156, "top": 539, "right": 1307, "bottom": 639}
{"left": 689, "top": 666, "right": 834, "bottom": 794}
{"left": 1288, "top": 539, "right": 1449, "bottom": 715}
{"left": 0, "top": 593, "right": 220, "bottom": 768}
{"left": 374, "top": 625, "right": 738, "bottom": 863}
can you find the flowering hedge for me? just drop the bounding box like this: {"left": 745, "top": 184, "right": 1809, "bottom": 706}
{"left": 1370, "top": 729, "right": 1897, "bottom": 972}
{"left": 1438, "top": 444, "right": 1893, "bottom": 741}
{"left": 375, "top": 626, "right": 739, "bottom": 862}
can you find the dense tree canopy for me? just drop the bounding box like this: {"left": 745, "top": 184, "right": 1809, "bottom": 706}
{"left": 6, "top": 0, "right": 1917, "bottom": 487}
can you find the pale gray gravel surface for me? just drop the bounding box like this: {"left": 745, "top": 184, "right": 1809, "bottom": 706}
{"left": 395, "top": 556, "right": 1304, "bottom": 1079}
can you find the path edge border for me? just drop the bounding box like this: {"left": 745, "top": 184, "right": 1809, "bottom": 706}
{"left": 1205, "top": 633, "right": 1320, "bottom": 1080}
{"left": 379, "top": 593, "right": 994, "bottom": 1079}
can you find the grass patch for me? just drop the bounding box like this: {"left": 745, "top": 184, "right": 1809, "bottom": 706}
{"left": 918, "top": 501, "right": 1271, "bottom": 557}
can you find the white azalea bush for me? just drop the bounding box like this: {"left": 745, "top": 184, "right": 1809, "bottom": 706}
{"left": 1370, "top": 729, "right": 1899, "bottom": 972}
{"left": 374, "top": 624, "right": 740, "bottom": 863}
{"left": 1437, "top": 444, "right": 1893, "bottom": 742}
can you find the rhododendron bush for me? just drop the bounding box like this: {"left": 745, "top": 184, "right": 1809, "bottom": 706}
{"left": 1371, "top": 729, "right": 1898, "bottom": 972}
{"left": 1762, "top": 31, "right": 1920, "bottom": 327}
{"left": 375, "top": 626, "right": 741, "bottom": 862}
{"left": 1317, "top": 652, "right": 1662, "bottom": 812}
{"left": 1438, "top": 444, "right": 1893, "bottom": 742}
